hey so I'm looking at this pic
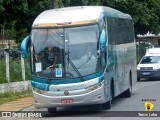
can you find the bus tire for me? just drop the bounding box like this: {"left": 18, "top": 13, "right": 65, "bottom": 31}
{"left": 102, "top": 80, "right": 114, "bottom": 109}
{"left": 48, "top": 108, "right": 57, "bottom": 113}
{"left": 123, "top": 72, "right": 132, "bottom": 97}
{"left": 102, "top": 100, "right": 111, "bottom": 109}
{"left": 137, "top": 77, "right": 140, "bottom": 82}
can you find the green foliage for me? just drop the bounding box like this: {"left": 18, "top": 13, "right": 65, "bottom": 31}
{"left": 107, "top": 0, "right": 160, "bottom": 35}
{"left": 0, "top": 0, "right": 160, "bottom": 42}
{"left": 0, "top": 59, "right": 6, "bottom": 83}
{"left": 59, "top": 0, "right": 71, "bottom": 7}
{"left": 0, "top": 90, "right": 32, "bottom": 105}
{"left": 0, "top": 0, "right": 51, "bottom": 43}
{"left": 82, "top": 0, "right": 100, "bottom": 5}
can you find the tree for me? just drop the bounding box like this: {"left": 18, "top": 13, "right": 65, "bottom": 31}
{"left": 0, "top": 0, "right": 29, "bottom": 45}
{"left": 0, "top": 0, "right": 51, "bottom": 43}
{"left": 0, "top": 0, "right": 160, "bottom": 43}
{"left": 107, "top": 0, "right": 160, "bottom": 35}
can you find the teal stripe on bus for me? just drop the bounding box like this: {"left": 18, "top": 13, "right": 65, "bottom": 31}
{"left": 31, "top": 81, "right": 49, "bottom": 91}
{"left": 32, "top": 71, "right": 103, "bottom": 85}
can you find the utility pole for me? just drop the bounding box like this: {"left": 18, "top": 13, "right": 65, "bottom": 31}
{"left": 21, "top": 54, "right": 25, "bottom": 81}
{"left": 5, "top": 49, "right": 10, "bottom": 83}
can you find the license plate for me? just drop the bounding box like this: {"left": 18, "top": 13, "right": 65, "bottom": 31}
{"left": 61, "top": 99, "right": 73, "bottom": 103}
{"left": 142, "top": 72, "right": 150, "bottom": 75}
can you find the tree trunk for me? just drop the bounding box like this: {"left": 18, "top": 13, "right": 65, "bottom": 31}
{"left": 52, "top": 0, "right": 57, "bottom": 9}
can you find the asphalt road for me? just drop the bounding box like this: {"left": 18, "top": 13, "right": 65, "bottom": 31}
{"left": 19, "top": 79, "right": 160, "bottom": 120}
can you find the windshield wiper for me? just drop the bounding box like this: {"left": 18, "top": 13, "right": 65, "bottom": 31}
{"left": 46, "top": 67, "right": 55, "bottom": 84}
{"left": 65, "top": 50, "right": 85, "bottom": 81}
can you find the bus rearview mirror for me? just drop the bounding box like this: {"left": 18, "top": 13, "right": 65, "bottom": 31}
{"left": 21, "top": 35, "right": 31, "bottom": 58}
{"left": 100, "top": 29, "right": 106, "bottom": 52}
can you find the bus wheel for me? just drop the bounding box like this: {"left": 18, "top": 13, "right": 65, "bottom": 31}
{"left": 123, "top": 72, "right": 132, "bottom": 97}
{"left": 102, "top": 81, "right": 114, "bottom": 109}
{"left": 102, "top": 100, "right": 111, "bottom": 109}
{"left": 137, "top": 77, "right": 140, "bottom": 82}
{"left": 48, "top": 108, "right": 57, "bottom": 113}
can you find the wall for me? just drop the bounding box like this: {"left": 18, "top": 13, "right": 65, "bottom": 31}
{"left": 0, "top": 80, "right": 31, "bottom": 93}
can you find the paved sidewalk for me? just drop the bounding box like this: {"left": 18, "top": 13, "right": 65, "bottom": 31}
{"left": 0, "top": 97, "right": 33, "bottom": 111}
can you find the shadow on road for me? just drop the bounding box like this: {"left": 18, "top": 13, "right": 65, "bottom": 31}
{"left": 138, "top": 78, "right": 160, "bottom": 82}
{"left": 42, "top": 105, "right": 106, "bottom": 117}
{"left": 42, "top": 97, "right": 134, "bottom": 117}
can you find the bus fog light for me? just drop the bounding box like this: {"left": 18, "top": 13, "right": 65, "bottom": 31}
{"left": 34, "top": 99, "right": 39, "bottom": 103}
{"left": 98, "top": 95, "right": 102, "bottom": 99}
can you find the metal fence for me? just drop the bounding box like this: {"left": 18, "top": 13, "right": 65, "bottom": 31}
{"left": 0, "top": 49, "right": 31, "bottom": 84}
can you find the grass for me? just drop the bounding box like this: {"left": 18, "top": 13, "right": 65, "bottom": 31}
{"left": 0, "top": 90, "right": 32, "bottom": 105}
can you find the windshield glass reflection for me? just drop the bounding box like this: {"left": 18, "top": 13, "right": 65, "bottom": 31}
{"left": 140, "top": 56, "right": 160, "bottom": 64}
{"left": 31, "top": 24, "right": 100, "bottom": 79}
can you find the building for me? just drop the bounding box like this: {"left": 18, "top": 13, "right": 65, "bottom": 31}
{"left": 0, "top": 39, "right": 16, "bottom": 49}
{"left": 136, "top": 33, "right": 160, "bottom": 62}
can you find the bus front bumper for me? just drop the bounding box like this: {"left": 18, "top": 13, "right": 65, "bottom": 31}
{"left": 32, "top": 84, "right": 106, "bottom": 109}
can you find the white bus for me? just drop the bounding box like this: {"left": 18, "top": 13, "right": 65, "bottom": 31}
{"left": 21, "top": 6, "right": 137, "bottom": 112}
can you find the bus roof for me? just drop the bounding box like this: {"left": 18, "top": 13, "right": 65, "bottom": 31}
{"left": 32, "top": 6, "right": 132, "bottom": 28}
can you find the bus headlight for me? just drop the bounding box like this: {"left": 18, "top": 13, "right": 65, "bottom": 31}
{"left": 86, "top": 81, "right": 104, "bottom": 90}
{"left": 32, "top": 87, "right": 47, "bottom": 94}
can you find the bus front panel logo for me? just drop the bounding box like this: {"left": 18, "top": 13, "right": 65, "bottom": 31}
{"left": 64, "top": 90, "right": 69, "bottom": 96}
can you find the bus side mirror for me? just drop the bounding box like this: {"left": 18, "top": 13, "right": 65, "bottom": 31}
{"left": 21, "top": 35, "right": 31, "bottom": 58}
{"left": 100, "top": 29, "right": 106, "bottom": 53}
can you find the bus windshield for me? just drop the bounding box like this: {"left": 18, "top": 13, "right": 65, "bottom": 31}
{"left": 31, "top": 24, "right": 100, "bottom": 79}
